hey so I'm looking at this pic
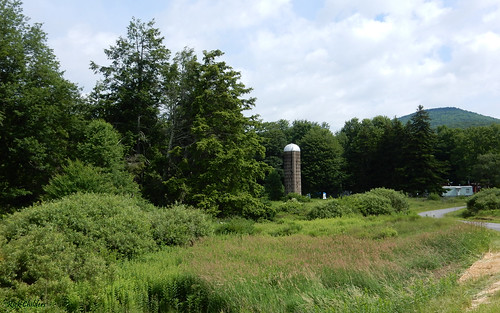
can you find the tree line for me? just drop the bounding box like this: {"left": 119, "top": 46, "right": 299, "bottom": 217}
{"left": 1, "top": 0, "right": 499, "bottom": 217}
{"left": 259, "top": 112, "right": 500, "bottom": 200}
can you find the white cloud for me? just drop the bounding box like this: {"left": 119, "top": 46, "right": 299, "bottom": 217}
{"left": 19, "top": 0, "right": 500, "bottom": 129}
{"left": 50, "top": 25, "right": 117, "bottom": 90}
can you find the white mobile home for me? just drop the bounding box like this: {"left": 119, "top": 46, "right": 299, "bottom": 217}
{"left": 442, "top": 186, "right": 474, "bottom": 197}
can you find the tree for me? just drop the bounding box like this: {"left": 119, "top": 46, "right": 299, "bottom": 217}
{"left": 298, "top": 127, "right": 344, "bottom": 197}
{"left": 0, "top": 0, "right": 82, "bottom": 210}
{"left": 471, "top": 153, "right": 500, "bottom": 188}
{"left": 339, "top": 117, "right": 387, "bottom": 192}
{"left": 90, "top": 18, "right": 170, "bottom": 157}
{"left": 402, "top": 106, "right": 445, "bottom": 195}
{"left": 170, "top": 50, "right": 270, "bottom": 216}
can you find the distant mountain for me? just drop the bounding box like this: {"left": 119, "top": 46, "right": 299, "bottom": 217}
{"left": 398, "top": 107, "right": 500, "bottom": 129}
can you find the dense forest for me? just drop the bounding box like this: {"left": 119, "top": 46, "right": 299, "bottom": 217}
{"left": 2, "top": 0, "right": 500, "bottom": 217}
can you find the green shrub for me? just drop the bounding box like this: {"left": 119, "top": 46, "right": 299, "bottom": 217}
{"left": 367, "top": 188, "right": 410, "bottom": 213}
{"left": 216, "top": 192, "right": 275, "bottom": 220}
{"left": 278, "top": 198, "right": 304, "bottom": 214}
{"left": 427, "top": 193, "right": 441, "bottom": 201}
{"left": 215, "top": 217, "right": 256, "bottom": 235}
{"left": 150, "top": 205, "right": 213, "bottom": 246}
{"left": 307, "top": 199, "right": 350, "bottom": 220}
{"left": 43, "top": 159, "right": 139, "bottom": 200}
{"left": 76, "top": 119, "right": 125, "bottom": 171}
{"left": 264, "top": 169, "right": 284, "bottom": 201}
{"left": 0, "top": 193, "right": 213, "bottom": 307}
{"left": 347, "top": 193, "right": 394, "bottom": 216}
{"left": 466, "top": 188, "right": 500, "bottom": 215}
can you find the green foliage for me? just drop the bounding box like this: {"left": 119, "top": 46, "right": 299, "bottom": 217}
{"left": 213, "top": 192, "right": 275, "bottom": 220}
{"left": 307, "top": 188, "right": 409, "bottom": 220}
{"left": 348, "top": 193, "right": 394, "bottom": 216}
{"left": 264, "top": 168, "right": 284, "bottom": 201}
{"left": 339, "top": 116, "right": 406, "bottom": 193}
{"left": 284, "top": 192, "right": 311, "bottom": 202}
{"left": 76, "top": 119, "right": 125, "bottom": 170}
{"left": 436, "top": 124, "right": 500, "bottom": 186}
{"left": 0, "top": 193, "right": 213, "bottom": 306}
{"left": 298, "top": 127, "right": 344, "bottom": 196}
{"left": 215, "top": 217, "right": 256, "bottom": 235}
{"left": 402, "top": 106, "right": 446, "bottom": 195}
{"left": 89, "top": 18, "right": 169, "bottom": 155}
{"left": 368, "top": 188, "right": 409, "bottom": 213}
{"left": 472, "top": 153, "right": 500, "bottom": 187}
{"left": 149, "top": 205, "right": 214, "bottom": 246}
{"left": 307, "top": 199, "right": 349, "bottom": 220}
{"left": 427, "top": 192, "right": 441, "bottom": 201}
{"left": 0, "top": 0, "right": 83, "bottom": 209}
{"left": 466, "top": 188, "right": 500, "bottom": 215}
{"left": 42, "top": 159, "right": 139, "bottom": 200}
{"left": 278, "top": 198, "right": 305, "bottom": 215}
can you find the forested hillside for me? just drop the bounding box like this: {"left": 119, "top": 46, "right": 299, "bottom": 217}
{"left": 398, "top": 107, "right": 500, "bottom": 129}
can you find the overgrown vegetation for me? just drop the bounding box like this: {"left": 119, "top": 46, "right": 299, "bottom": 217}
{"left": 26, "top": 216, "right": 491, "bottom": 312}
{"left": 465, "top": 188, "right": 500, "bottom": 218}
{"left": 307, "top": 188, "right": 409, "bottom": 220}
{"left": 0, "top": 193, "right": 212, "bottom": 308}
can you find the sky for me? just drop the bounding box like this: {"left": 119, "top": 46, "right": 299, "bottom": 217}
{"left": 21, "top": 0, "right": 500, "bottom": 131}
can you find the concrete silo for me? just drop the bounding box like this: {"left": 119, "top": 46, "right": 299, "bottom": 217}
{"left": 283, "top": 143, "right": 301, "bottom": 195}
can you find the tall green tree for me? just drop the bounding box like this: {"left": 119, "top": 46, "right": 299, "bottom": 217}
{"left": 402, "top": 106, "right": 445, "bottom": 195}
{"left": 339, "top": 117, "right": 387, "bottom": 192}
{"left": 471, "top": 153, "right": 500, "bottom": 188}
{"left": 0, "top": 0, "right": 82, "bottom": 210}
{"left": 298, "top": 127, "right": 344, "bottom": 196}
{"left": 90, "top": 18, "right": 170, "bottom": 157}
{"left": 168, "top": 50, "right": 270, "bottom": 216}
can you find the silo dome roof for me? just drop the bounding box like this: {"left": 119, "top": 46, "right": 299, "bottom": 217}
{"left": 284, "top": 143, "right": 300, "bottom": 152}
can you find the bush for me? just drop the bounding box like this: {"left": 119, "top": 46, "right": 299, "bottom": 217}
{"left": 427, "top": 193, "right": 441, "bottom": 201}
{"left": 367, "top": 188, "right": 410, "bottom": 213}
{"left": 149, "top": 205, "right": 214, "bottom": 246}
{"left": 0, "top": 193, "right": 213, "bottom": 306}
{"left": 347, "top": 193, "right": 394, "bottom": 216}
{"left": 43, "top": 159, "right": 139, "bottom": 200}
{"left": 278, "top": 198, "right": 304, "bottom": 215}
{"left": 307, "top": 199, "right": 350, "bottom": 220}
{"left": 466, "top": 188, "right": 500, "bottom": 215}
{"left": 216, "top": 192, "right": 276, "bottom": 220}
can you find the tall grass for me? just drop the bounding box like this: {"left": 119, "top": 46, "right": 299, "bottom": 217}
{"left": 78, "top": 217, "right": 493, "bottom": 312}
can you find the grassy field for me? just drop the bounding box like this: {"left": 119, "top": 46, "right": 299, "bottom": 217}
{"left": 66, "top": 197, "right": 500, "bottom": 312}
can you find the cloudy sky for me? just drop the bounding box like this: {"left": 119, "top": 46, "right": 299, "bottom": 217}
{"left": 21, "top": 0, "right": 500, "bottom": 131}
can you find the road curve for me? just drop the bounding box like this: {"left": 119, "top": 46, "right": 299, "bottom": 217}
{"left": 418, "top": 206, "right": 500, "bottom": 232}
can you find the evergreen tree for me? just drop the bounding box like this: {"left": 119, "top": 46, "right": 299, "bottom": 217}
{"left": 402, "top": 106, "right": 445, "bottom": 195}
{"left": 168, "top": 50, "right": 270, "bottom": 216}
{"left": 90, "top": 18, "right": 170, "bottom": 157}
{"left": 0, "top": 0, "right": 82, "bottom": 210}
